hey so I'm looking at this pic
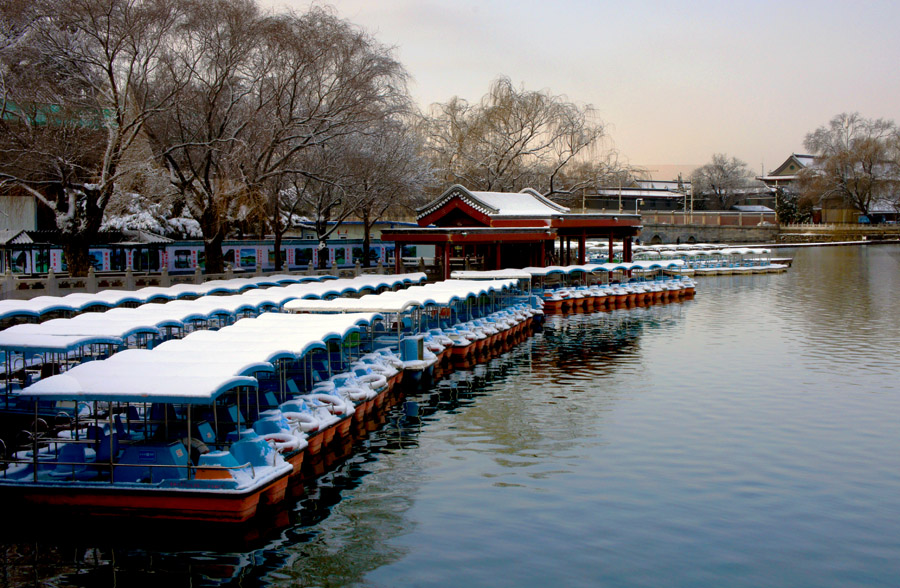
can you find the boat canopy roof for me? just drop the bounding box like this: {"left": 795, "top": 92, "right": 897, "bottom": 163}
{"left": 0, "top": 273, "right": 426, "bottom": 352}
{"left": 0, "top": 271, "right": 400, "bottom": 321}
{"left": 522, "top": 261, "right": 684, "bottom": 276}
{"left": 283, "top": 279, "right": 517, "bottom": 314}
{"left": 18, "top": 312, "right": 382, "bottom": 403}
{"left": 0, "top": 332, "right": 123, "bottom": 354}
{"left": 22, "top": 369, "right": 258, "bottom": 404}
{"left": 450, "top": 269, "right": 533, "bottom": 280}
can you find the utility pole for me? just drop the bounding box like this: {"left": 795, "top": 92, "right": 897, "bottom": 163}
{"left": 690, "top": 184, "right": 694, "bottom": 224}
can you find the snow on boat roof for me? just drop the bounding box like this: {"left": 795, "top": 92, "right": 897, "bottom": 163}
{"left": 451, "top": 270, "right": 533, "bottom": 280}
{"left": 0, "top": 316, "right": 159, "bottom": 343}
{"left": 17, "top": 311, "right": 381, "bottom": 402}
{"left": 0, "top": 332, "right": 122, "bottom": 354}
{"left": 0, "top": 296, "right": 77, "bottom": 320}
{"left": 107, "top": 348, "right": 274, "bottom": 377}
{"left": 593, "top": 260, "right": 685, "bottom": 272}
{"left": 283, "top": 279, "right": 517, "bottom": 313}
{"left": 0, "top": 273, "right": 425, "bottom": 322}
{"left": 22, "top": 369, "right": 257, "bottom": 403}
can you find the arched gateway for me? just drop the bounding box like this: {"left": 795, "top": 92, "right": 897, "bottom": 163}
{"left": 380, "top": 185, "right": 642, "bottom": 279}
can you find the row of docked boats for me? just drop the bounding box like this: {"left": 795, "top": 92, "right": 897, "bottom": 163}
{"left": 538, "top": 276, "right": 696, "bottom": 313}
{"left": 458, "top": 263, "right": 696, "bottom": 314}
{"left": 0, "top": 272, "right": 425, "bottom": 327}
{"left": 0, "top": 277, "right": 543, "bottom": 523}
{"left": 632, "top": 245, "right": 790, "bottom": 276}
{"left": 0, "top": 273, "right": 428, "bottom": 418}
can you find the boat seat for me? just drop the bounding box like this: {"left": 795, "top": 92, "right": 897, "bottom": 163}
{"left": 230, "top": 436, "right": 276, "bottom": 469}
{"left": 253, "top": 417, "right": 285, "bottom": 437}
{"left": 286, "top": 379, "right": 301, "bottom": 396}
{"left": 48, "top": 444, "right": 88, "bottom": 479}
{"left": 114, "top": 441, "right": 190, "bottom": 484}
{"left": 262, "top": 391, "right": 279, "bottom": 409}
{"left": 195, "top": 421, "right": 216, "bottom": 445}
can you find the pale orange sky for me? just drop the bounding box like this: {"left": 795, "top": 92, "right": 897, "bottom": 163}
{"left": 265, "top": 0, "right": 900, "bottom": 178}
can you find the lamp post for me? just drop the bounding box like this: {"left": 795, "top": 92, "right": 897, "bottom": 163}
{"left": 635, "top": 198, "right": 643, "bottom": 214}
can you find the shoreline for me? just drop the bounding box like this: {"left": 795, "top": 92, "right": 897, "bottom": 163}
{"left": 764, "top": 238, "right": 900, "bottom": 249}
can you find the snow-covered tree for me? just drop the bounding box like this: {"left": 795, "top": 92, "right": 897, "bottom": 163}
{"left": 339, "top": 118, "right": 432, "bottom": 267}
{"left": 691, "top": 154, "right": 762, "bottom": 210}
{"left": 0, "top": 0, "right": 180, "bottom": 275}
{"left": 421, "top": 77, "right": 608, "bottom": 198}
{"left": 799, "top": 112, "right": 900, "bottom": 217}
{"left": 144, "top": 2, "right": 410, "bottom": 273}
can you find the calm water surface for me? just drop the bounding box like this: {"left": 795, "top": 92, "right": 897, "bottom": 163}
{"left": 4, "top": 244, "right": 900, "bottom": 587}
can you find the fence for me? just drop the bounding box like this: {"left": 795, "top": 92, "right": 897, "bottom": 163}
{"left": 641, "top": 211, "right": 776, "bottom": 227}
{"left": 777, "top": 223, "right": 900, "bottom": 244}
{"left": 0, "top": 262, "right": 395, "bottom": 301}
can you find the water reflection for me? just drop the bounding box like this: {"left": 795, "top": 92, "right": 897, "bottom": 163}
{"left": 438, "top": 305, "right": 691, "bottom": 494}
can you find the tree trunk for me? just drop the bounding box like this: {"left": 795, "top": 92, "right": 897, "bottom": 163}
{"left": 362, "top": 211, "right": 372, "bottom": 268}
{"left": 273, "top": 231, "right": 284, "bottom": 271}
{"left": 62, "top": 237, "right": 94, "bottom": 278}
{"left": 198, "top": 206, "right": 226, "bottom": 274}
{"left": 204, "top": 233, "right": 225, "bottom": 274}
{"left": 317, "top": 240, "right": 328, "bottom": 270}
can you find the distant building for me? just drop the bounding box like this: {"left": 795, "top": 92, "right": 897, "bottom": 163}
{"left": 757, "top": 154, "right": 816, "bottom": 190}
{"left": 582, "top": 181, "right": 687, "bottom": 213}
{"left": 758, "top": 153, "right": 896, "bottom": 223}
{"left": 380, "top": 185, "right": 642, "bottom": 278}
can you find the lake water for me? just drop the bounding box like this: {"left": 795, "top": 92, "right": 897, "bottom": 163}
{"left": 3, "top": 244, "right": 900, "bottom": 587}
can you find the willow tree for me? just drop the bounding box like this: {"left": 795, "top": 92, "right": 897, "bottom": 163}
{"left": 242, "top": 7, "right": 410, "bottom": 271}
{"left": 340, "top": 118, "right": 432, "bottom": 267}
{"left": 421, "top": 77, "right": 607, "bottom": 198}
{"left": 799, "top": 113, "right": 900, "bottom": 217}
{"left": 691, "top": 154, "right": 761, "bottom": 210}
{"left": 0, "top": 0, "right": 180, "bottom": 275}
{"left": 142, "top": 0, "right": 269, "bottom": 273}
{"left": 145, "top": 2, "right": 409, "bottom": 273}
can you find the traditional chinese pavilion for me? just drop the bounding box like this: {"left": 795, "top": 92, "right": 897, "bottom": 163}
{"left": 380, "top": 185, "right": 642, "bottom": 279}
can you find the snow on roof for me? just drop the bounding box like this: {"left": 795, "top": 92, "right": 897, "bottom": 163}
{"left": 416, "top": 185, "right": 568, "bottom": 221}
{"left": 0, "top": 229, "right": 33, "bottom": 245}
{"left": 23, "top": 368, "right": 257, "bottom": 404}
{"left": 592, "top": 188, "right": 685, "bottom": 199}
{"left": 468, "top": 189, "right": 569, "bottom": 216}
{"left": 635, "top": 180, "right": 690, "bottom": 190}
{"left": 522, "top": 261, "right": 685, "bottom": 276}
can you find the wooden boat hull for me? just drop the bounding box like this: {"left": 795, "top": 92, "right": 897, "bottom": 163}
{"left": 1, "top": 475, "right": 290, "bottom": 523}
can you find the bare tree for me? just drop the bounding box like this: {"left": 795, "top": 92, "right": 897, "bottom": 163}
{"left": 0, "top": 0, "right": 180, "bottom": 275}
{"left": 341, "top": 118, "right": 432, "bottom": 267}
{"left": 691, "top": 154, "right": 761, "bottom": 210}
{"left": 421, "top": 77, "right": 607, "bottom": 197}
{"left": 548, "top": 152, "right": 642, "bottom": 209}
{"left": 145, "top": 2, "right": 410, "bottom": 273}
{"left": 143, "top": 0, "right": 268, "bottom": 273}
{"left": 799, "top": 112, "right": 900, "bottom": 217}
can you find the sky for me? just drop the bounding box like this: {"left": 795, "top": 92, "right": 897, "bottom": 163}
{"left": 263, "top": 0, "right": 900, "bottom": 179}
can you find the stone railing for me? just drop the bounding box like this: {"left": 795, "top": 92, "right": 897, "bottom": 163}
{"left": 641, "top": 211, "right": 776, "bottom": 227}
{"left": 0, "top": 261, "right": 392, "bottom": 301}
{"left": 777, "top": 223, "right": 900, "bottom": 244}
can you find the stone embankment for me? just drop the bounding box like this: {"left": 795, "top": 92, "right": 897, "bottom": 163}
{"left": 776, "top": 224, "right": 900, "bottom": 244}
